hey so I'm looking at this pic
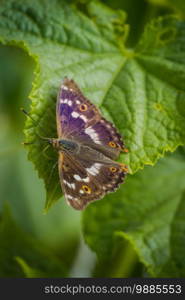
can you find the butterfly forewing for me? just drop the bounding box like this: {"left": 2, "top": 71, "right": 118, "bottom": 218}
{"left": 57, "top": 78, "right": 125, "bottom": 159}
{"left": 57, "top": 78, "right": 99, "bottom": 138}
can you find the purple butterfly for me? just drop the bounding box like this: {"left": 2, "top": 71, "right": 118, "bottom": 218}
{"left": 22, "top": 78, "right": 128, "bottom": 210}
{"left": 49, "top": 78, "right": 128, "bottom": 210}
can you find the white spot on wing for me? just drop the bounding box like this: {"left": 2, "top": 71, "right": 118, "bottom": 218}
{"left": 74, "top": 174, "right": 81, "bottom": 181}
{"left": 62, "top": 85, "right": 68, "bottom": 90}
{"left": 71, "top": 111, "right": 88, "bottom": 123}
{"left": 85, "top": 127, "right": 101, "bottom": 144}
{"left": 79, "top": 190, "right": 84, "bottom": 194}
{"left": 71, "top": 112, "right": 80, "bottom": 118}
{"left": 86, "top": 163, "right": 101, "bottom": 176}
{"left": 71, "top": 183, "right": 75, "bottom": 189}
{"left": 83, "top": 177, "right": 90, "bottom": 183}
{"left": 80, "top": 115, "right": 87, "bottom": 122}
{"left": 73, "top": 174, "right": 90, "bottom": 183}
{"left": 85, "top": 127, "right": 93, "bottom": 135}
{"left": 63, "top": 180, "right": 75, "bottom": 190}
{"left": 60, "top": 98, "right": 72, "bottom": 106}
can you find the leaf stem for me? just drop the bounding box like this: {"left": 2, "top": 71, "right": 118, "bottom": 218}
{"left": 110, "top": 239, "right": 139, "bottom": 277}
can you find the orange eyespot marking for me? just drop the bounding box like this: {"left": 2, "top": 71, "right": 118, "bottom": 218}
{"left": 80, "top": 104, "right": 88, "bottom": 111}
{"left": 82, "top": 185, "right": 91, "bottom": 194}
{"left": 110, "top": 166, "right": 117, "bottom": 173}
{"left": 122, "top": 148, "right": 129, "bottom": 153}
{"left": 119, "top": 163, "right": 128, "bottom": 173}
{"left": 108, "top": 141, "right": 117, "bottom": 148}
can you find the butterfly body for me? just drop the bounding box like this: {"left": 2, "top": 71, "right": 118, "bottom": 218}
{"left": 53, "top": 78, "right": 128, "bottom": 210}
{"left": 55, "top": 139, "right": 79, "bottom": 152}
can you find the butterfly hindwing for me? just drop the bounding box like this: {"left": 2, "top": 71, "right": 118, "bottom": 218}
{"left": 78, "top": 117, "right": 124, "bottom": 160}
{"left": 58, "top": 148, "right": 127, "bottom": 210}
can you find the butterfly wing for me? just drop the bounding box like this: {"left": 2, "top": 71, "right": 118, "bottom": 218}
{"left": 56, "top": 78, "right": 99, "bottom": 138}
{"left": 57, "top": 78, "right": 128, "bottom": 210}
{"left": 58, "top": 149, "right": 127, "bottom": 210}
{"left": 57, "top": 78, "right": 126, "bottom": 160}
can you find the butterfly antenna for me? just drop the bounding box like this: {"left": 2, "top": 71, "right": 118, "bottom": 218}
{"left": 20, "top": 107, "right": 52, "bottom": 144}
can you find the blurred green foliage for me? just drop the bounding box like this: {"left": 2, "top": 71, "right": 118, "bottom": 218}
{"left": 0, "top": 0, "right": 185, "bottom": 278}
{"left": 0, "top": 45, "right": 82, "bottom": 277}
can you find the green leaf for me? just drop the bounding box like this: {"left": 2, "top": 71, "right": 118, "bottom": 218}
{"left": 0, "top": 44, "right": 81, "bottom": 275}
{"left": 159, "top": 190, "right": 185, "bottom": 277}
{"left": 1, "top": 0, "right": 185, "bottom": 208}
{"left": 0, "top": 205, "right": 67, "bottom": 277}
{"left": 100, "top": 0, "right": 149, "bottom": 47}
{"left": 15, "top": 257, "right": 45, "bottom": 278}
{"left": 85, "top": 0, "right": 128, "bottom": 46}
{"left": 83, "top": 150, "right": 185, "bottom": 277}
{"left": 170, "top": 191, "right": 185, "bottom": 276}
{"left": 147, "top": 0, "right": 185, "bottom": 19}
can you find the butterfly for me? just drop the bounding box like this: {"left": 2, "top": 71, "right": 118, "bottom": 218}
{"left": 49, "top": 78, "right": 128, "bottom": 210}
{"left": 22, "top": 78, "right": 128, "bottom": 210}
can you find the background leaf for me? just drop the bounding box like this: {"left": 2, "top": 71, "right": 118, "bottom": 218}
{"left": 0, "top": 206, "right": 67, "bottom": 277}
{"left": 170, "top": 191, "right": 185, "bottom": 276}
{"left": 147, "top": 0, "right": 185, "bottom": 19}
{"left": 15, "top": 257, "right": 45, "bottom": 278}
{"left": 159, "top": 189, "right": 185, "bottom": 277}
{"left": 0, "top": 44, "right": 82, "bottom": 277}
{"left": 83, "top": 149, "right": 185, "bottom": 277}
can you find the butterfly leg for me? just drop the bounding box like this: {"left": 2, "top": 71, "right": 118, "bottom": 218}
{"left": 42, "top": 144, "right": 53, "bottom": 160}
